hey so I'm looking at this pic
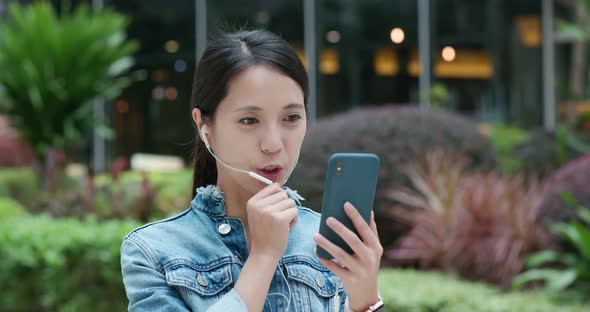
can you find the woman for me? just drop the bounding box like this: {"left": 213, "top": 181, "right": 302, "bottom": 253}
{"left": 121, "top": 29, "right": 384, "bottom": 312}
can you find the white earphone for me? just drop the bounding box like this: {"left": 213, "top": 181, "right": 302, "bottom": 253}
{"left": 201, "top": 125, "right": 293, "bottom": 310}
{"left": 200, "top": 125, "right": 273, "bottom": 185}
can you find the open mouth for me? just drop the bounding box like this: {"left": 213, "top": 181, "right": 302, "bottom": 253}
{"left": 260, "top": 167, "right": 281, "bottom": 174}
{"left": 255, "top": 166, "right": 284, "bottom": 182}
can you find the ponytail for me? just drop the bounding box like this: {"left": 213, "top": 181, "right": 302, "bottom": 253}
{"left": 191, "top": 135, "right": 217, "bottom": 198}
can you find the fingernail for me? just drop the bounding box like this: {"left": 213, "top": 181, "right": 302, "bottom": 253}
{"left": 326, "top": 217, "right": 336, "bottom": 226}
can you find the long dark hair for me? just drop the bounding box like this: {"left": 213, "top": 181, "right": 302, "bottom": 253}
{"left": 191, "top": 29, "right": 309, "bottom": 198}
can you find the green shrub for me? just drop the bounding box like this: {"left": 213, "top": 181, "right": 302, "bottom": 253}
{"left": 0, "top": 215, "right": 585, "bottom": 311}
{"left": 92, "top": 169, "right": 192, "bottom": 220}
{"left": 0, "top": 3, "right": 139, "bottom": 162}
{"left": 0, "top": 215, "right": 139, "bottom": 311}
{"left": 488, "top": 124, "right": 529, "bottom": 175}
{"left": 385, "top": 152, "right": 550, "bottom": 289}
{"left": 290, "top": 105, "right": 496, "bottom": 246}
{"left": 0, "top": 168, "right": 39, "bottom": 207}
{"left": 379, "top": 269, "right": 588, "bottom": 311}
{"left": 538, "top": 155, "right": 590, "bottom": 227}
{"left": 513, "top": 192, "right": 590, "bottom": 301}
{"left": 0, "top": 197, "right": 28, "bottom": 218}
{"left": 514, "top": 126, "right": 590, "bottom": 178}
{"left": 0, "top": 167, "right": 192, "bottom": 221}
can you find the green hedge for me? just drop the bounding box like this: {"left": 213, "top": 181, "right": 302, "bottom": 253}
{"left": 1, "top": 215, "right": 587, "bottom": 311}
{"left": 0, "top": 215, "right": 139, "bottom": 312}
{"left": 0, "top": 197, "right": 28, "bottom": 218}
{"left": 379, "top": 269, "right": 588, "bottom": 312}
{"left": 0, "top": 168, "right": 39, "bottom": 206}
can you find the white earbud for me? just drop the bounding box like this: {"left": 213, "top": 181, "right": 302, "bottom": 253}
{"left": 200, "top": 125, "right": 211, "bottom": 149}
{"left": 199, "top": 124, "right": 273, "bottom": 185}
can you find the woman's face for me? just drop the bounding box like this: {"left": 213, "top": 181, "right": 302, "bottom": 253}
{"left": 195, "top": 64, "right": 307, "bottom": 194}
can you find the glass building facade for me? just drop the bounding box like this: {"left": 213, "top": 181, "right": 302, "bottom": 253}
{"left": 2, "top": 0, "right": 582, "bottom": 163}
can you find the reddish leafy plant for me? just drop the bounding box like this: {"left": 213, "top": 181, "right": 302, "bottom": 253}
{"left": 384, "top": 152, "right": 551, "bottom": 289}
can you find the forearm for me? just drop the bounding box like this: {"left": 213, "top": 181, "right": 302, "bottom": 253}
{"left": 234, "top": 253, "right": 279, "bottom": 312}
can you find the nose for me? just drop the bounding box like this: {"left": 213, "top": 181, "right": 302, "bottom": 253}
{"left": 260, "top": 128, "right": 282, "bottom": 154}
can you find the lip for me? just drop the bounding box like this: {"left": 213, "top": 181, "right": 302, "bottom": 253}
{"left": 255, "top": 166, "right": 284, "bottom": 182}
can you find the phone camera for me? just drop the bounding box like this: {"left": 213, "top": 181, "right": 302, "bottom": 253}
{"left": 335, "top": 162, "right": 344, "bottom": 176}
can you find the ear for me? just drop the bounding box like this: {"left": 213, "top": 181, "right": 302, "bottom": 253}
{"left": 192, "top": 108, "right": 204, "bottom": 131}
{"left": 192, "top": 108, "right": 210, "bottom": 147}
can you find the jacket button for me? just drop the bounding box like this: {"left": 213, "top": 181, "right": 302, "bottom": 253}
{"left": 218, "top": 223, "right": 231, "bottom": 235}
{"left": 315, "top": 273, "right": 324, "bottom": 287}
{"left": 197, "top": 273, "right": 208, "bottom": 287}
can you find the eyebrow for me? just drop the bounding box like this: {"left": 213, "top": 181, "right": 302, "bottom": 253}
{"left": 233, "top": 103, "right": 304, "bottom": 112}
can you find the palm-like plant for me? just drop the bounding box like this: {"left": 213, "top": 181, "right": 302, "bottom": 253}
{"left": 385, "top": 152, "right": 551, "bottom": 289}
{"left": 0, "top": 3, "right": 139, "bottom": 178}
{"left": 513, "top": 191, "right": 590, "bottom": 301}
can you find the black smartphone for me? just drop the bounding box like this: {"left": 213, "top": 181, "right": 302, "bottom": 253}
{"left": 317, "top": 153, "right": 380, "bottom": 260}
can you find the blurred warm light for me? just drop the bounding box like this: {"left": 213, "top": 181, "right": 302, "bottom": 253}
{"left": 65, "top": 163, "right": 88, "bottom": 178}
{"left": 295, "top": 47, "right": 307, "bottom": 68}
{"left": 152, "top": 87, "right": 165, "bottom": 100}
{"left": 516, "top": 16, "right": 541, "bottom": 48}
{"left": 151, "top": 69, "right": 169, "bottom": 82}
{"left": 320, "top": 48, "right": 339, "bottom": 75}
{"left": 442, "top": 46, "right": 456, "bottom": 62}
{"left": 326, "top": 30, "right": 341, "bottom": 43}
{"left": 408, "top": 50, "right": 421, "bottom": 77}
{"left": 558, "top": 101, "right": 590, "bottom": 115}
{"left": 165, "top": 87, "right": 178, "bottom": 101}
{"left": 116, "top": 99, "right": 129, "bottom": 113}
{"left": 165, "top": 40, "right": 179, "bottom": 53}
{"left": 390, "top": 27, "right": 405, "bottom": 44}
{"left": 373, "top": 47, "right": 399, "bottom": 76}
{"left": 408, "top": 49, "right": 493, "bottom": 79}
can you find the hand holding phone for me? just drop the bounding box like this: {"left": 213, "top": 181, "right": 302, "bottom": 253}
{"left": 316, "top": 153, "right": 380, "bottom": 259}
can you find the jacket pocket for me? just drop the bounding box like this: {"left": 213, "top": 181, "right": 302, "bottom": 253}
{"left": 283, "top": 257, "right": 339, "bottom": 298}
{"left": 165, "top": 261, "right": 233, "bottom": 297}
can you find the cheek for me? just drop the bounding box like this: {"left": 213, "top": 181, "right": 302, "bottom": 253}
{"left": 287, "top": 128, "right": 306, "bottom": 161}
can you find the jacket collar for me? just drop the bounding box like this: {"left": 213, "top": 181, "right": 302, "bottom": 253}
{"left": 190, "top": 184, "right": 305, "bottom": 217}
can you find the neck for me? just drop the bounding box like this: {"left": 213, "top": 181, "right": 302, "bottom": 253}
{"left": 217, "top": 177, "right": 253, "bottom": 225}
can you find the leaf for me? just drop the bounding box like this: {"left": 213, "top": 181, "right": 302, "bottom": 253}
{"left": 0, "top": 2, "right": 137, "bottom": 160}
{"left": 524, "top": 250, "right": 561, "bottom": 268}
{"left": 546, "top": 269, "right": 578, "bottom": 292}
{"left": 578, "top": 208, "right": 590, "bottom": 225}
{"left": 553, "top": 222, "right": 590, "bottom": 261}
{"left": 558, "top": 190, "right": 578, "bottom": 211}
{"left": 557, "top": 20, "right": 590, "bottom": 42}
{"left": 570, "top": 222, "right": 590, "bottom": 261}
{"left": 94, "top": 124, "right": 115, "bottom": 140}
{"left": 511, "top": 269, "right": 562, "bottom": 290}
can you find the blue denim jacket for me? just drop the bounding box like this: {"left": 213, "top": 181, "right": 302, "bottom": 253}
{"left": 121, "top": 185, "right": 348, "bottom": 311}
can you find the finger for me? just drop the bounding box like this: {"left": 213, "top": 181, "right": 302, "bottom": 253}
{"left": 326, "top": 216, "right": 369, "bottom": 258}
{"left": 258, "top": 189, "right": 288, "bottom": 207}
{"left": 370, "top": 211, "right": 379, "bottom": 237}
{"left": 344, "top": 202, "right": 379, "bottom": 248}
{"left": 317, "top": 253, "right": 351, "bottom": 278}
{"left": 270, "top": 198, "right": 296, "bottom": 212}
{"left": 312, "top": 233, "right": 358, "bottom": 270}
{"left": 278, "top": 207, "right": 298, "bottom": 225}
{"left": 251, "top": 183, "right": 283, "bottom": 200}
{"left": 289, "top": 214, "right": 298, "bottom": 230}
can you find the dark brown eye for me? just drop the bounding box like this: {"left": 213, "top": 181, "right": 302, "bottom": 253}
{"left": 285, "top": 114, "right": 302, "bottom": 122}
{"left": 239, "top": 117, "right": 258, "bottom": 125}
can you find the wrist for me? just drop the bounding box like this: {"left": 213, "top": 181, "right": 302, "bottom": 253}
{"left": 346, "top": 295, "right": 382, "bottom": 312}
{"left": 248, "top": 250, "right": 281, "bottom": 265}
